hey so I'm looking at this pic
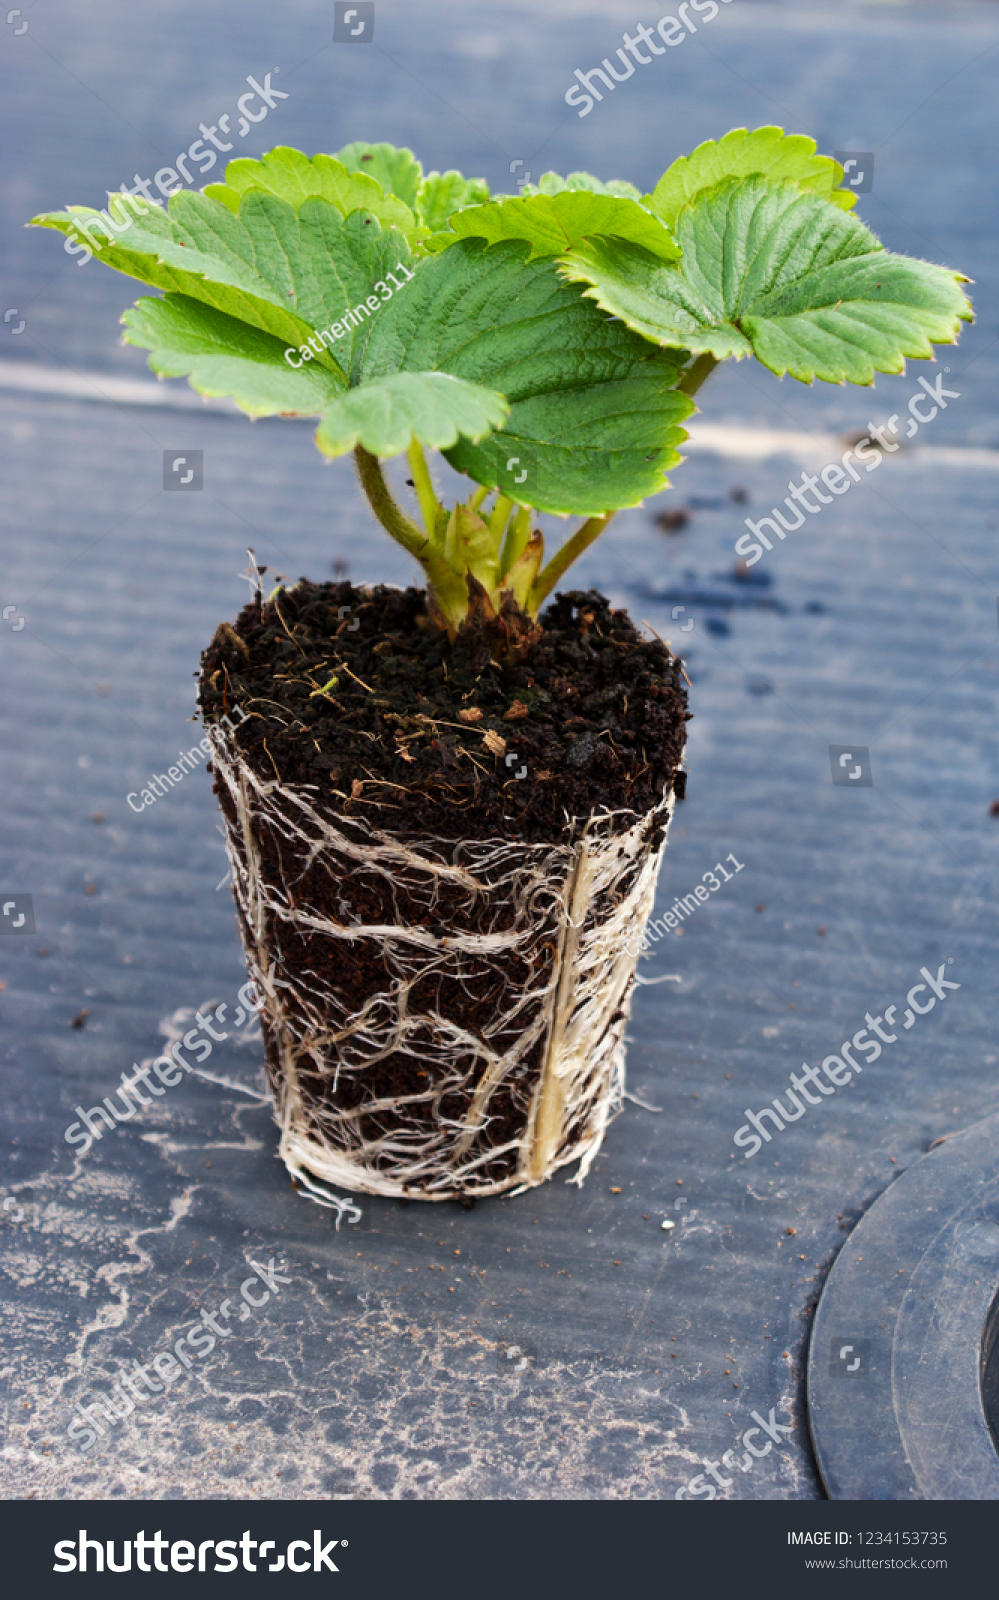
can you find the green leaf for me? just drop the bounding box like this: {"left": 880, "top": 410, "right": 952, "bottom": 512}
{"left": 535, "top": 171, "right": 643, "bottom": 201}
{"left": 448, "top": 373, "right": 693, "bottom": 516}
{"left": 420, "top": 231, "right": 467, "bottom": 256}
{"left": 561, "top": 238, "right": 750, "bottom": 362}
{"left": 335, "top": 141, "right": 423, "bottom": 210}
{"left": 416, "top": 170, "right": 490, "bottom": 232}
{"left": 359, "top": 238, "right": 695, "bottom": 513}
{"left": 562, "top": 177, "right": 973, "bottom": 385}
{"left": 122, "top": 294, "right": 346, "bottom": 416}
{"left": 645, "top": 126, "right": 857, "bottom": 226}
{"left": 32, "top": 197, "right": 322, "bottom": 352}
{"left": 34, "top": 191, "right": 419, "bottom": 391}
{"left": 164, "top": 195, "right": 415, "bottom": 381}
{"left": 438, "top": 192, "right": 679, "bottom": 261}
{"left": 201, "top": 146, "right": 423, "bottom": 240}
{"left": 167, "top": 192, "right": 387, "bottom": 324}
{"left": 314, "top": 371, "right": 508, "bottom": 458}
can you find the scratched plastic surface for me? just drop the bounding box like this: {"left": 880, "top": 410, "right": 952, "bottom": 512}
{"left": 1, "top": 0, "right": 998, "bottom": 1500}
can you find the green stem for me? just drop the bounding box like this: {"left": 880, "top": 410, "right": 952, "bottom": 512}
{"left": 529, "top": 513, "right": 614, "bottom": 614}
{"left": 353, "top": 445, "right": 431, "bottom": 564}
{"left": 406, "top": 439, "right": 440, "bottom": 542}
{"left": 677, "top": 352, "right": 718, "bottom": 397}
{"left": 468, "top": 484, "right": 491, "bottom": 513}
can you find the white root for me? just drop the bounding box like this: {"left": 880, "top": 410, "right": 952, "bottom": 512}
{"left": 208, "top": 724, "right": 673, "bottom": 1202}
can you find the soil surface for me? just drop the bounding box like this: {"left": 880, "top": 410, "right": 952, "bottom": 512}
{"left": 197, "top": 582, "right": 690, "bottom": 841}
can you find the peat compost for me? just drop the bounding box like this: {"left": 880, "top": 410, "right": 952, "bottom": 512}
{"left": 196, "top": 583, "right": 690, "bottom": 1200}
{"left": 198, "top": 581, "right": 689, "bottom": 838}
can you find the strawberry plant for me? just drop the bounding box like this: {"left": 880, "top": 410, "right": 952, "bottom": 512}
{"left": 30, "top": 129, "right": 973, "bottom": 1205}
{"left": 33, "top": 127, "right": 971, "bottom": 640}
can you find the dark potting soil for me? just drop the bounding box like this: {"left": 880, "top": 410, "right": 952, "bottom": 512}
{"left": 197, "top": 582, "right": 690, "bottom": 841}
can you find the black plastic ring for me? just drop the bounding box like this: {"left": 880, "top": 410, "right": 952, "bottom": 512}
{"left": 808, "top": 1107, "right": 999, "bottom": 1500}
